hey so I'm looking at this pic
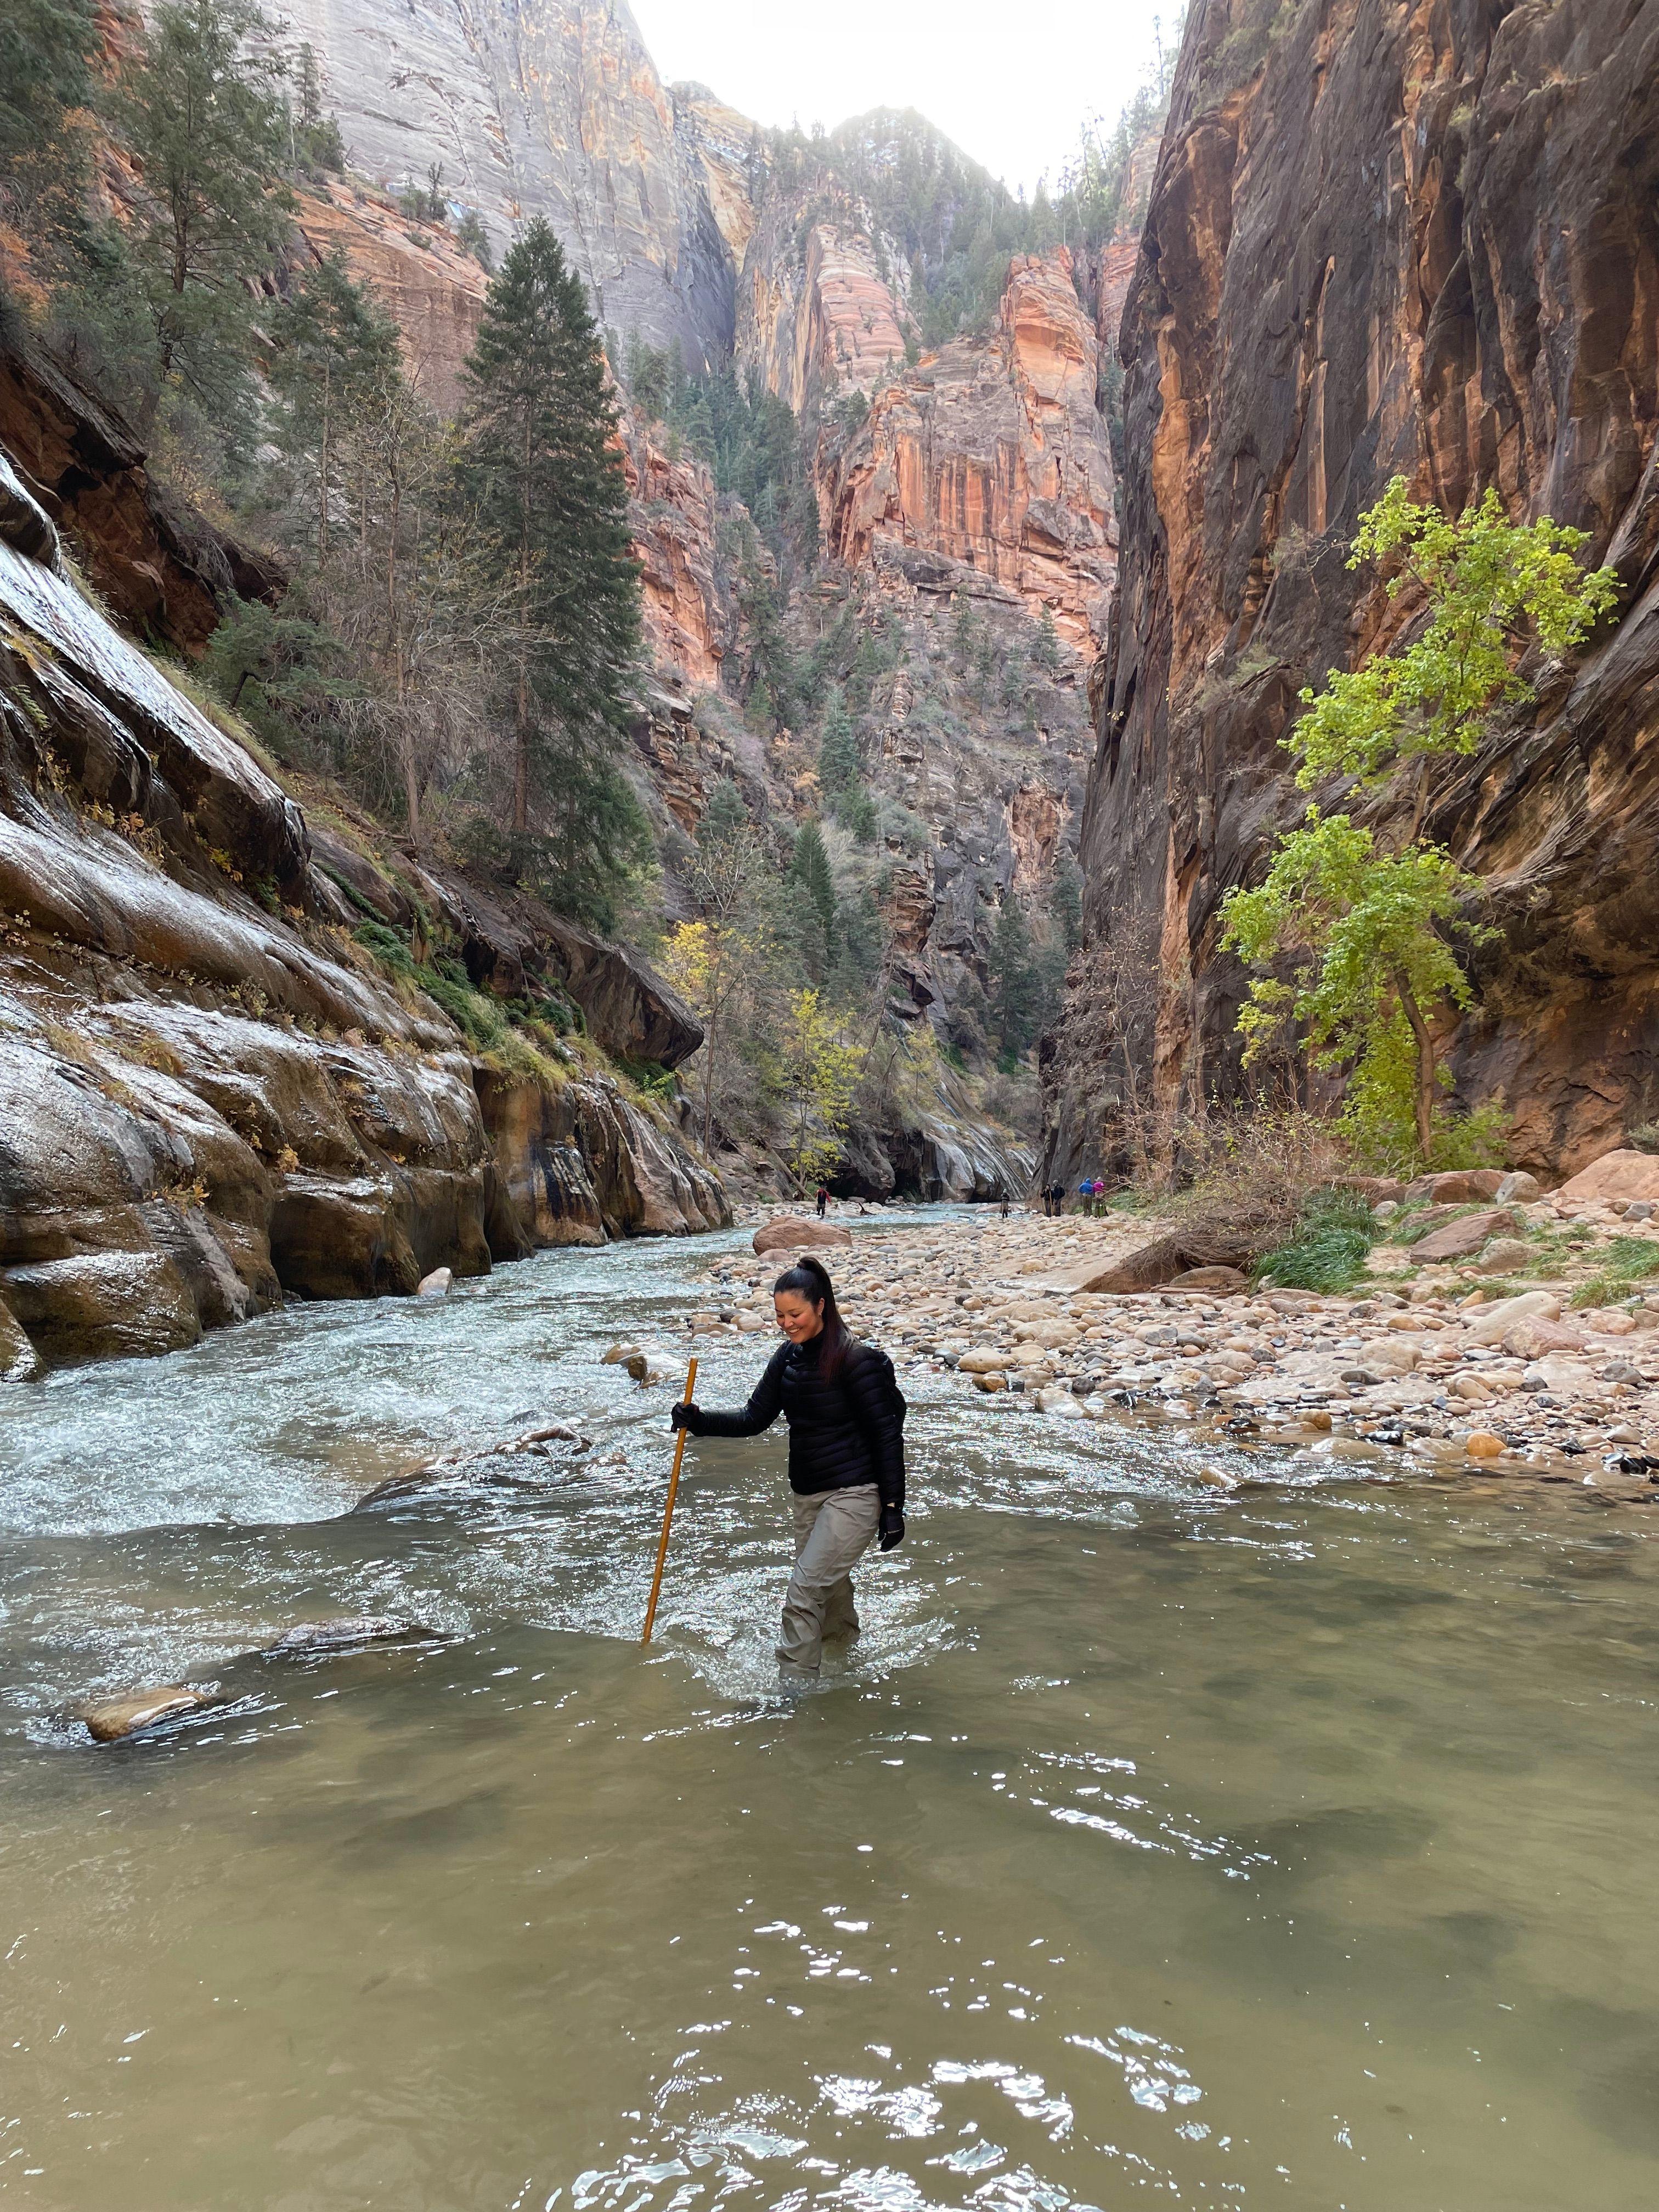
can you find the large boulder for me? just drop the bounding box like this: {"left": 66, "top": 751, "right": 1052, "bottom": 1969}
{"left": 1409, "top": 1207, "right": 1525, "bottom": 1262}
{"left": 753, "top": 1215, "right": 855, "bottom": 1256}
{"left": 1403, "top": 1170, "right": 1508, "bottom": 1205}
{"left": 0, "top": 1297, "right": 41, "bottom": 1381}
{"left": 1558, "top": 1149, "right": 1659, "bottom": 1203}
{"left": 1463, "top": 1289, "right": 1560, "bottom": 1345}
{"left": 75, "top": 1685, "right": 218, "bottom": 1742}
{"left": 2, "top": 1250, "right": 204, "bottom": 1364}
{"left": 1069, "top": 1230, "right": 1257, "bottom": 1294}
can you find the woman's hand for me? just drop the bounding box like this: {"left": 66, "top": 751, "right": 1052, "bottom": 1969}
{"left": 670, "top": 1402, "right": 702, "bottom": 1432}
{"left": 878, "top": 1505, "right": 905, "bottom": 1551}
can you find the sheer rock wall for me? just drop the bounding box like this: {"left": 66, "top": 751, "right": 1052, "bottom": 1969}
{"left": 820, "top": 250, "right": 1119, "bottom": 654}
{"left": 1066, "top": 0, "right": 1659, "bottom": 1176}
{"left": 272, "top": 0, "right": 736, "bottom": 370}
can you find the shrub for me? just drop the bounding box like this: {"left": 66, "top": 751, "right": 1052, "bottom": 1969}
{"left": 1165, "top": 1107, "right": 1355, "bottom": 1259}
{"left": 353, "top": 919, "right": 414, "bottom": 974}
{"left": 1628, "top": 1122, "right": 1659, "bottom": 1156}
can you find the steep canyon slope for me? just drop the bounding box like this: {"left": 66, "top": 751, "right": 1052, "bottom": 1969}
{"left": 1064, "top": 0, "right": 1659, "bottom": 1176}
{"left": 274, "top": 16, "right": 1135, "bottom": 1193}
{"left": 0, "top": 428, "right": 724, "bottom": 1380}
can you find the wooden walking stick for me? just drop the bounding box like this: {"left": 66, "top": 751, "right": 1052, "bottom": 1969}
{"left": 642, "top": 1356, "right": 697, "bottom": 1646}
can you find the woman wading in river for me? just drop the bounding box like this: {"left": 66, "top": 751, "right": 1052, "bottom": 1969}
{"left": 671, "top": 1256, "right": 905, "bottom": 1686}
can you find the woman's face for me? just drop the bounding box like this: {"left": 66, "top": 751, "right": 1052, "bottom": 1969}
{"left": 774, "top": 1290, "right": 826, "bottom": 1344}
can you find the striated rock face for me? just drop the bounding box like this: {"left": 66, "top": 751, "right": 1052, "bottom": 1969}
{"left": 1068, "top": 0, "right": 1659, "bottom": 1175}
{"left": 821, "top": 251, "right": 1119, "bottom": 653}
{"left": 0, "top": 440, "right": 726, "bottom": 1375}
{"left": 738, "top": 195, "right": 913, "bottom": 415}
{"left": 275, "top": 0, "right": 736, "bottom": 369}
{"left": 673, "top": 83, "right": 768, "bottom": 267}
{"left": 620, "top": 419, "right": 731, "bottom": 689}
{"left": 293, "top": 180, "right": 489, "bottom": 414}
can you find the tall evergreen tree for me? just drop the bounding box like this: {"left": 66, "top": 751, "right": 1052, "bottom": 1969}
{"left": 1, "top": 0, "right": 95, "bottom": 167}
{"left": 988, "top": 895, "right": 1038, "bottom": 1064}
{"left": 817, "top": 686, "right": 859, "bottom": 796}
{"left": 1051, "top": 848, "right": 1084, "bottom": 955}
{"left": 787, "top": 820, "right": 839, "bottom": 983}
{"left": 271, "top": 250, "right": 399, "bottom": 560}
{"left": 456, "top": 217, "right": 644, "bottom": 922}
{"left": 111, "top": 0, "right": 293, "bottom": 421}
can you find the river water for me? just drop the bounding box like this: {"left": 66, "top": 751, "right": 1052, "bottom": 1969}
{"left": 2, "top": 1210, "right": 1657, "bottom": 2209}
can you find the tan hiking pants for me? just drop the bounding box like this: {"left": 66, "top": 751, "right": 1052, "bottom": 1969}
{"left": 777, "top": 1482, "right": 881, "bottom": 1679}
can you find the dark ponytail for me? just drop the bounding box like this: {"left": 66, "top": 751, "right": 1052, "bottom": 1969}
{"left": 774, "top": 1254, "right": 851, "bottom": 1376}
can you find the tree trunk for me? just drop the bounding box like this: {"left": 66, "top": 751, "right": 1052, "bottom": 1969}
{"left": 1397, "top": 977, "right": 1436, "bottom": 1160}
{"left": 514, "top": 413, "right": 533, "bottom": 836}
{"left": 319, "top": 353, "right": 331, "bottom": 563}
{"left": 702, "top": 1017, "right": 715, "bottom": 1159}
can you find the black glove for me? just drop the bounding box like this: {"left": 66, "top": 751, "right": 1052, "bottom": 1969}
{"left": 670, "top": 1402, "right": 702, "bottom": 1432}
{"left": 878, "top": 1504, "right": 905, "bottom": 1551}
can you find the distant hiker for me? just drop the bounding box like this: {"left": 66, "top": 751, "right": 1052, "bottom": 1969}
{"left": 998, "top": 1187, "right": 1011, "bottom": 1219}
{"left": 1091, "top": 1176, "right": 1107, "bottom": 1215}
{"left": 671, "top": 1256, "right": 905, "bottom": 1688}
{"left": 815, "top": 1185, "right": 829, "bottom": 1220}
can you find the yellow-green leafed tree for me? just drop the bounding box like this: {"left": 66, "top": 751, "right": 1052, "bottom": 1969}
{"left": 780, "top": 990, "right": 865, "bottom": 1192}
{"left": 1221, "top": 479, "right": 1618, "bottom": 1164}
{"left": 659, "top": 917, "right": 766, "bottom": 1160}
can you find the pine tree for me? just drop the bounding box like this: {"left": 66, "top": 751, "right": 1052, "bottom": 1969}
{"left": 1, "top": 0, "right": 95, "bottom": 167}
{"left": 697, "top": 776, "right": 749, "bottom": 855}
{"left": 787, "top": 820, "right": 839, "bottom": 982}
{"left": 456, "top": 218, "right": 645, "bottom": 923}
{"left": 988, "top": 895, "right": 1038, "bottom": 1064}
{"left": 271, "top": 250, "right": 399, "bottom": 560}
{"left": 817, "top": 686, "right": 859, "bottom": 795}
{"left": 111, "top": 0, "right": 294, "bottom": 421}
{"left": 1051, "top": 848, "right": 1084, "bottom": 954}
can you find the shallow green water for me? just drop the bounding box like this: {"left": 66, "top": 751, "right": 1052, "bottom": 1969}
{"left": 3, "top": 1214, "right": 1658, "bottom": 2209}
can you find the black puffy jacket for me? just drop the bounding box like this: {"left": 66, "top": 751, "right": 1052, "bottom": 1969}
{"left": 685, "top": 1334, "right": 904, "bottom": 1510}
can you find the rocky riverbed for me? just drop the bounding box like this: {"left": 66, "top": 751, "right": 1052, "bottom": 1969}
{"left": 679, "top": 1174, "right": 1659, "bottom": 1499}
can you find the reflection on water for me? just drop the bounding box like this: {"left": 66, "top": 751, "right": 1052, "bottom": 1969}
{"left": 3, "top": 1213, "right": 1658, "bottom": 2209}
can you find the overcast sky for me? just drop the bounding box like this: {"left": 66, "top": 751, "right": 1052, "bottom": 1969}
{"left": 628, "top": 0, "right": 1176, "bottom": 200}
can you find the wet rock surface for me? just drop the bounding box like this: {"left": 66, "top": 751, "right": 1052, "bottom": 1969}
{"left": 74, "top": 1685, "right": 220, "bottom": 1743}
{"left": 0, "top": 399, "right": 728, "bottom": 1380}
{"left": 70, "top": 1616, "right": 441, "bottom": 1741}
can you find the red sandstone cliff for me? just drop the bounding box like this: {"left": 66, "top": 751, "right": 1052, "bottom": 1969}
{"left": 821, "top": 250, "right": 1119, "bottom": 654}
{"left": 1063, "top": 0, "right": 1659, "bottom": 1176}
{"left": 738, "top": 196, "right": 915, "bottom": 415}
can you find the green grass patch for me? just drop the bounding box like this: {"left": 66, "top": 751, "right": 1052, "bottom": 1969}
{"left": 1568, "top": 1238, "right": 1659, "bottom": 1310}
{"left": 353, "top": 919, "right": 415, "bottom": 973}
{"left": 1255, "top": 1187, "right": 1378, "bottom": 1292}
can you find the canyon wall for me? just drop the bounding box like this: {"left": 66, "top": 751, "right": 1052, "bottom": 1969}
{"left": 1065, "top": 0, "right": 1659, "bottom": 1176}
{"left": 821, "top": 249, "right": 1118, "bottom": 654}
{"left": 0, "top": 442, "right": 725, "bottom": 1380}
{"left": 271, "top": 0, "right": 735, "bottom": 369}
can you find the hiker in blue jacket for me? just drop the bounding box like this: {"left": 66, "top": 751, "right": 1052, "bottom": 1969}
{"left": 673, "top": 1256, "right": 905, "bottom": 1683}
